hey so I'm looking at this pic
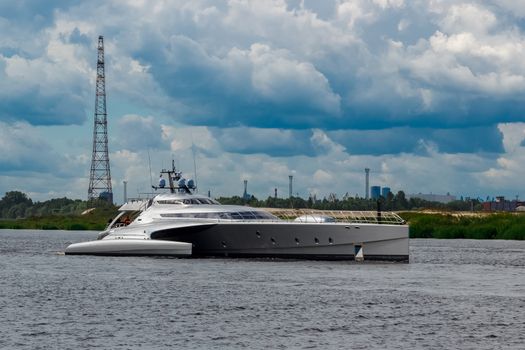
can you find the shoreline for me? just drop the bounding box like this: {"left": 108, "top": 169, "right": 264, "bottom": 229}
{"left": 1, "top": 211, "right": 523, "bottom": 240}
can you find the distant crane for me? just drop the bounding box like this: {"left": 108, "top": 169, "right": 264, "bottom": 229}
{"left": 88, "top": 35, "right": 113, "bottom": 203}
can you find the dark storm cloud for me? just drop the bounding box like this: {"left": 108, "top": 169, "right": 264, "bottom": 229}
{"left": 0, "top": 0, "right": 82, "bottom": 26}
{"left": 329, "top": 126, "right": 504, "bottom": 155}
{"left": 0, "top": 85, "right": 87, "bottom": 126}
{"left": 211, "top": 127, "right": 318, "bottom": 157}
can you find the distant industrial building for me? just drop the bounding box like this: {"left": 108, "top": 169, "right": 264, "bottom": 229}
{"left": 482, "top": 196, "right": 525, "bottom": 212}
{"left": 366, "top": 186, "right": 392, "bottom": 200}
{"left": 370, "top": 186, "right": 381, "bottom": 199}
{"left": 408, "top": 193, "right": 456, "bottom": 204}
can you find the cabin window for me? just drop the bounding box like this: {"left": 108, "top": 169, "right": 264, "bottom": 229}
{"left": 295, "top": 238, "right": 300, "bottom": 244}
{"left": 156, "top": 200, "right": 183, "bottom": 205}
{"left": 230, "top": 213, "right": 243, "bottom": 220}
{"left": 239, "top": 212, "right": 256, "bottom": 220}
{"left": 328, "top": 237, "right": 333, "bottom": 244}
{"left": 314, "top": 237, "right": 319, "bottom": 244}
{"left": 270, "top": 237, "right": 276, "bottom": 245}
{"left": 256, "top": 231, "right": 261, "bottom": 238}
{"left": 196, "top": 198, "right": 212, "bottom": 204}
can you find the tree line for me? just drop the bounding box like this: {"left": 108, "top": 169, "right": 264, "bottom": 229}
{"left": 0, "top": 190, "right": 482, "bottom": 219}
{"left": 0, "top": 191, "right": 115, "bottom": 219}
{"left": 217, "top": 191, "right": 482, "bottom": 211}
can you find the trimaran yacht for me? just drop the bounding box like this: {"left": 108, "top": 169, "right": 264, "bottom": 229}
{"left": 66, "top": 163, "right": 409, "bottom": 261}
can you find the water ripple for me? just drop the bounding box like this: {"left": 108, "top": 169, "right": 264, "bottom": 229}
{"left": 0, "top": 230, "right": 524, "bottom": 349}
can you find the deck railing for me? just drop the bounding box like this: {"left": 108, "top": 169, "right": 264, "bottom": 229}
{"left": 268, "top": 209, "right": 406, "bottom": 225}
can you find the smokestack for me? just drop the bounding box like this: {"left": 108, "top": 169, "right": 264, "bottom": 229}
{"left": 243, "top": 179, "right": 248, "bottom": 198}
{"left": 274, "top": 188, "right": 277, "bottom": 199}
{"left": 289, "top": 175, "right": 293, "bottom": 198}
{"left": 123, "top": 180, "right": 128, "bottom": 203}
{"left": 365, "top": 168, "right": 370, "bottom": 199}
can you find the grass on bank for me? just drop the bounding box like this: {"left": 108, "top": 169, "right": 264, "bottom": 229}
{"left": 400, "top": 212, "right": 525, "bottom": 240}
{"left": 0, "top": 207, "right": 118, "bottom": 231}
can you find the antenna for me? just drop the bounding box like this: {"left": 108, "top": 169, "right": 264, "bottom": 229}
{"left": 88, "top": 35, "right": 113, "bottom": 203}
{"left": 147, "top": 149, "right": 153, "bottom": 188}
{"left": 191, "top": 140, "right": 198, "bottom": 192}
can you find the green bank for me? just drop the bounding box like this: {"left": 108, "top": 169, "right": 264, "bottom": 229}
{"left": 401, "top": 212, "right": 525, "bottom": 240}
{"left": 0, "top": 206, "right": 118, "bottom": 231}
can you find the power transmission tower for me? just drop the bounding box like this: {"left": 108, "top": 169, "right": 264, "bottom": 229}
{"left": 88, "top": 35, "right": 113, "bottom": 203}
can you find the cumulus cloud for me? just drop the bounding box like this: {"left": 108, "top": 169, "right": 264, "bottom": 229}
{"left": 115, "top": 114, "right": 168, "bottom": 152}
{"left": 142, "top": 37, "right": 343, "bottom": 129}
{"left": 0, "top": 122, "right": 62, "bottom": 172}
{"left": 439, "top": 3, "right": 497, "bottom": 35}
{"left": 3, "top": 0, "right": 525, "bottom": 201}
{"left": 0, "top": 18, "right": 92, "bottom": 125}
{"left": 4, "top": 0, "right": 525, "bottom": 133}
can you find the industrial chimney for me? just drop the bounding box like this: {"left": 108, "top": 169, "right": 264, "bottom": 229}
{"left": 365, "top": 168, "right": 370, "bottom": 199}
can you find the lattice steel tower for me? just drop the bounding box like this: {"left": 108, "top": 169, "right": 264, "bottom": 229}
{"left": 88, "top": 35, "right": 113, "bottom": 203}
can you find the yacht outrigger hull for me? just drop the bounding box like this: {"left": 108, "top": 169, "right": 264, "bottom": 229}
{"left": 65, "top": 239, "right": 192, "bottom": 257}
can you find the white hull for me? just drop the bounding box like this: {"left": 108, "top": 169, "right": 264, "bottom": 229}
{"left": 65, "top": 239, "right": 192, "bottom": 256}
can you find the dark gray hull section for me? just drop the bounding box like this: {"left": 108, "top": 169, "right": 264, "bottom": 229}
{"left": 151, "top": 222, "right": 409, "bottom": 262}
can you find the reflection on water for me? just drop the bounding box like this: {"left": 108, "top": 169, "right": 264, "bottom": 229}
{"left": 0, "top": 230, "right": 524, "bottom": 349}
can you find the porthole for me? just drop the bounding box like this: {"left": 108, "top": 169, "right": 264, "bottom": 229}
{"left": 256, "top": 231, "right": 261, "bottom": 238}
{"left": 314, "top": 237, "right": 319, "bottom": 244}
{"left": 295, "top": 237, "right": 300, "bottom": 244}
{"left": 271, "top": 237, "right": 276, "bottom": 245}
{"left": 328, "top": 237, "right": 333, "bottom": 244}
{"left": 221, "top": 241, "right": 227, "bottom": 248}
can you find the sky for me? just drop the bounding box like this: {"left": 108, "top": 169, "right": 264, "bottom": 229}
{"left": 2, "top": 0, "right": 525, "bottom": 203}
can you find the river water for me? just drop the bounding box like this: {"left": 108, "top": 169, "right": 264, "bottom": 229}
{"left": 0, "top": 229, "right": 523, "bottom": 349}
